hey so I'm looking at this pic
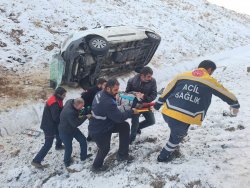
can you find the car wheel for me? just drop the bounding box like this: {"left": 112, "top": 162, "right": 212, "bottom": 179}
{"left": 67, "top": 82, "right": 79, "bottom": 88}
{"left": 134, "top": 67, "right": 143, "bottom": 73}
{"left": 88, "top": 36, "right": 110, "bottom": 55}
{"left": 146, "top": 32, "right": 161, "bottom": 41}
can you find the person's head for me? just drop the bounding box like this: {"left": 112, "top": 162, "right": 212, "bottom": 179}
{"left": 140, "top": 66, "right": 153, "bottom": 82}
{"left": 104, "top": 78, "right": 120, "bottom": 96}
{"left": 198, "top": 60, "right": 217, "bottom": 75}
{"left": 54, "top": 87, "right": 67, "bottom": 100}
{"left": 73, "top": 98, "right": 85, "bottom": 110}
{"left": 96, "top": 78, "right": 107, "bottom": 90}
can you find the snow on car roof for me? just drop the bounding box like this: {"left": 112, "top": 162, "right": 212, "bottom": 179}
{"left": 61, "top": 26, "right": 155, "bottom": 52}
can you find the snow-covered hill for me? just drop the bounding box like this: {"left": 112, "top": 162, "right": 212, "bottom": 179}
{"left": 1, "top": 0, "right": 250, "bottom": 71}
{"left": 0, "top": 44, "right": 250, "bottom": 188}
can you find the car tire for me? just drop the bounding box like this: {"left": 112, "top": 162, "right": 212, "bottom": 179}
{"left": 146, "top": 32, "right": 161, "bottom": 41}
{"left": 88, "top": 36, "right": 110, "bottom": 55}
{"left": 67, "top": 82, "right": 79, "bottom": 88}
{"left": 134, "top": 67, "right": 144, "bottom": 73}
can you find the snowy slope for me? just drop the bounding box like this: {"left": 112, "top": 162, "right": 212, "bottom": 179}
{"left": 0, "top": 45, "right": 249, "bottom": 188}
{"left": 208, "top": 0, "right": 250, "bottom": 15}
{"left": 1, "top": 0, "right": 250, "bottom": 72}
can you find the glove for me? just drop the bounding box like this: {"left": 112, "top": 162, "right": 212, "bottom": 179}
{"left": 86, "top": 114, "right": 92, "bottom": 119}
{"left": 154, "top": 102, "right": 162, "bottom": 111}
{"left": 135, "top": 92, "right": 144, "bottom": 101}
{"left": 79, "top": 107, "right": 91, "bottom": 116}
{"left": 230, "top": 107, "right": 239, "bottom": 117}
{"left": 79, "top": 108, "right": 85, "bottom": 116}
{"left": 132, "top": 108, "right": 139, "bottom": 114}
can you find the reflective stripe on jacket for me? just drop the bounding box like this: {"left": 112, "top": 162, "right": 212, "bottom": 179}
{"left": 89, "top": 91, "right": 133, "bottom": 134}
{"left": 154, "top": 68, "right": 240, "bottom": 125}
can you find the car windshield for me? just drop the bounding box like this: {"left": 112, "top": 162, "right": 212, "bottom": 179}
{"left": 50, "top": 54, "right": 65, "bottom": 88}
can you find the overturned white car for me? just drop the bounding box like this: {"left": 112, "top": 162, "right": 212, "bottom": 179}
{"left": 50, "top": 26, "right": 161, "bottom": 88}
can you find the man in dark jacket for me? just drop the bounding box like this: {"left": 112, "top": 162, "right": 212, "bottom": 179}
{"left": 154, "top": 60, "right": 240, "bottom": 162}
{"left": 126, "top": 66, "right": 157, "bottom": 144}
{"left": 59, "top": 98, "right": 92, "bottom": 167}
{"left": 89, "top": 78, "right": 139, "bottom": 172}
{"left": 81, "top": 78, "right": 107, "bottom": 141}
{"left": 32, "top": 87, "right": 67, "bottom": 168}
{"left": 81, "top": 78, "right": 107, "bottom": 109}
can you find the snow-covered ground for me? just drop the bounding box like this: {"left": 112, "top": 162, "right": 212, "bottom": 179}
{"left": 1, "top": 0, "right": 250, "bottom": 187}
{"left": 208, "top": 0, "right": 250, "bottom": 15}
{"left": 1, "top": 0, "right": 250, "bottom": 72}
{"left": 0, "top": 45, "right": 250, "bottom": 188}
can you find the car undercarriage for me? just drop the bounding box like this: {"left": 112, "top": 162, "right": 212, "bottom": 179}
{"left": 50, "top": 27, "right": 161, "bottom": 89}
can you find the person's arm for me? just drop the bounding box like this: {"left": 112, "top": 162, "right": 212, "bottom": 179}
{"left": 125, "top": 78, "right": 133, "bottom": 93}
{"left": 143, "top": 79, "right": 157, "bottom": 102}
{"left": 209, "top": 77, "right": 240, "bottom": 109}
{"left": 106, "top": 99, "right": 133, "bottom": 123}
{"left": 66, "top": 111, "right": 87, "bottom": 128}
{"left": 50, "top": 103, "right": 61, "bottom": 124}
{"left": 81, "top": 90, "right": 92, "bottom": 102}
{"left": 154, "top": 77, "right": 178, "bottom": 110}
{"left": 81, "top": 91, "right": 87, "bottom": 100}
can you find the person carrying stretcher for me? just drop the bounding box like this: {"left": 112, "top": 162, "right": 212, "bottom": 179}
{"left": 125, "top": 66, "right": 157, "bottom": 144}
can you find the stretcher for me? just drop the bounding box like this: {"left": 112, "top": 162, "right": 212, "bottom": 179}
{"left": 136, "top": 102, "right": 155, "bottom": 113}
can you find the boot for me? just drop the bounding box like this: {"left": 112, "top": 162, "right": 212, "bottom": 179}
{"left": 64, "top": 158, "right": 74, "bottom": 167}
{"left": 81, "top": 153, "right": 93, "bottom": 161}
{"left": 116, "top": 154, "right": 134, "bottom": 163}
{"left": 91, "top": 164, "right": 109, "bottom": 173}
{"left": 86, "top": 135, "right": 93, "bottom": 142}
{"left": 31, "top": 161, "right": 49, "bottom": 169}
{"left": 129, "top": 136, "right": 136, "bottom": 145}
{"left": 55, "top": 145, "right": 65, "bottom": 150}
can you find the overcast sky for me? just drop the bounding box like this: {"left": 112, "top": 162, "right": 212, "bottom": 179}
{"left": 208, "top": 0, "right": 250, "bottom": 15}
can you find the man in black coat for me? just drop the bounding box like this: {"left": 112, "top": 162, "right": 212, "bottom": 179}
{"left": 126, "top": 66, "right": 157, "bottom": 144}
{"left": 32, "top": 87, "right": 67, "bottom": 168}
{"left": 59, "top": 98, "right": 92, "bottom": 167}
{"left": 81, "top": 78, "right": 107, "bottom": 141}
{"left": 89, "top": 79, "right": 139, "bottom": 172}
{"left": 81, "top": 78, "right": 107, "bottom": 109}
